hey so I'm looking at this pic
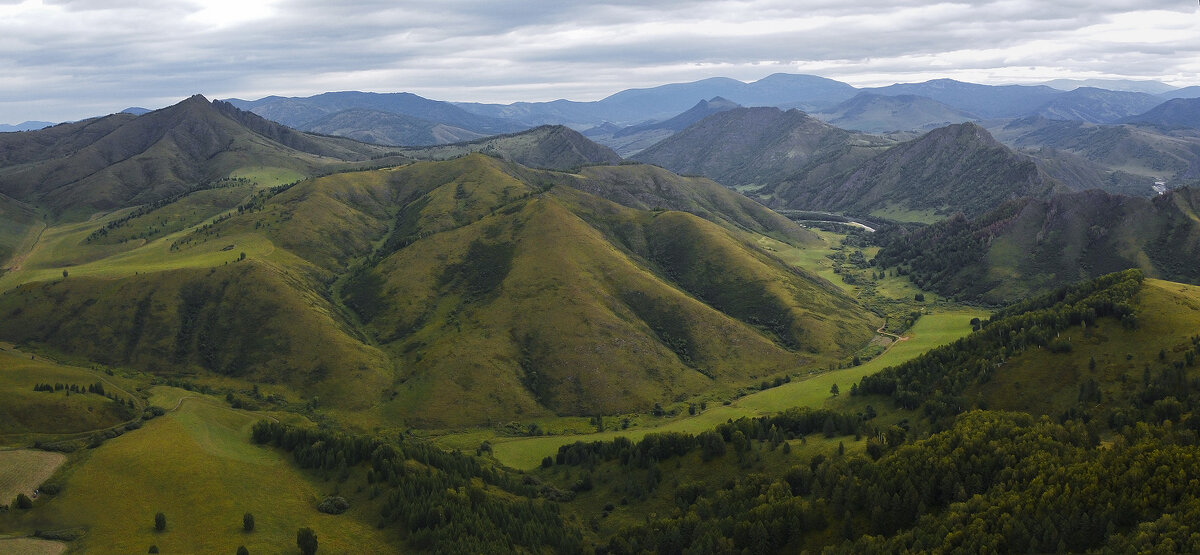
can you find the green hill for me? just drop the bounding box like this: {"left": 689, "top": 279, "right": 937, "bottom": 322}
{"left": 0, "top": 154, "right": 876, "bottom": 428}
{"left": 0, "top": 95, "right": 394, "bottom": 220}
{"left": 397, "top": 125, "right": 622, "bottom": 171}
{"left": 875, "top": 188, "right": 1200, "bottom": 303}
{"left": 779, "top": 122, "right": 1063, "bottom": 218}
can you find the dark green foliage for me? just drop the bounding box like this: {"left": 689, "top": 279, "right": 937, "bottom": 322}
{"left": 148, "top": 546, "right": 158, "bottom": 554}
{"left": 874, "top": 202, "right": 1024, "bottom": 301}
{"left": 154, "top": 511, "right": 166, "bottom": 531}
{"left": 236, "top": 547, "right": 249, "bottom": 555}
{"left": 15, "top": 493, "right": 32, "bottom": 509}
{"left": 340, "top": 268, "right": 386, "bottom": 323}
{"left": 297, "top": 527, "right": 318, "bottom": 555}
{"left": 551, "top": 407, "right": 865, "bottom": 469}
{"left": 242, "top": 512, "right": 254, "bottom": 532}
{"left": 439, "top": 239, "right": 515, "bottom": 299}
{"left": 251, "top": 420, "right": 582, "bottom": 554}
{"left": 317, "top": 496, "right": 349, "bottom": 515}
{"left": 857, "top": 270, "right": 1142, "bottom": 417}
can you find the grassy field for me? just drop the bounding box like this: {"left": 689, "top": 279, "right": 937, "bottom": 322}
{"left": 0, "top": 345, "right": 137, "bottom": 442}
{"left": 0, "top": 393, "right": 397, "bottom": 553}
{"left": 488, "top": 307, "right": 984, "bottom": 469}
{"left": 0, "top": 450, "right": 66, "bottom": 508}
{"left": 869, "top": 204, "right": 945, "bottom": 224}
{"left": 229, "top": 166, "right": 307, "bottom": 189}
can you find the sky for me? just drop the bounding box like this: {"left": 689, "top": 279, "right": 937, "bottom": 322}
{"left": 2, "top": 0, "right": 1199, "bottom": 124}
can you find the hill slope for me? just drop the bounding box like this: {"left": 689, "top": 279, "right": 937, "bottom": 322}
{"left": 1120, "top": 97, "right": 1200, "bottom": 129}
{"left": 991, "top": 116, "right": 1200, "bottom": 189}
{"left": 632, "top": 107, "right": 893, "bottom": 191}
{"left": 399, "top": 125, "right": 622, "bottom": 170}
{"left": 0, "top": 153, "right": 875, "bottom": 427}
{"left": 0, "top": 95, "right": 394, "bottom": 219}
{"left": 875, "top": 187, "right": 1200, "bottom": 303}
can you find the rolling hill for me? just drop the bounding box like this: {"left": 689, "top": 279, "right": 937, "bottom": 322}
{"left": 398, "top": 125, "right": 622, "bottom": 171}
{"left": 775, "top": 122, "right": 1062, "bottom": 218}
{"left": 875, "top": 187, "right": 1200, "bottom": 303}
{"left": 0, "top": 150, "right": 877, "bottom": 428}
{"left": 0, "top": 95, "right": 395, "bottom": 220}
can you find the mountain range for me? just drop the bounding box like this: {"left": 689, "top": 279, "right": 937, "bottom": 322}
{"left": 0, "top": 95, "right": 876, "bottom": 428}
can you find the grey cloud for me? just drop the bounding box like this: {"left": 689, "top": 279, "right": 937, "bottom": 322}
{"left": 2, "top": 0, "right": 1198, "bottom": 122}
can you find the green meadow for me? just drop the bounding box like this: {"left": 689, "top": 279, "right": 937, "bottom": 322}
{"left": 487, "top": 307, "right": 983, "bottom": 469}
{"left": 3, "top": 392, "right": 397, "bottom": 554}
{"left": 0, "top": 345, "right": 137, "bottom": 442}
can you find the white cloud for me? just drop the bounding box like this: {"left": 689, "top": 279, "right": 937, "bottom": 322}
{"left": 1, "top": 0, "right": 1199, "bottom": 122}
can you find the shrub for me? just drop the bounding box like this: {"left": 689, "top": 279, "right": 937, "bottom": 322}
{"left": 243, "top": 512, "right": 255, "bottom": 531}
{"left": 15, "top": 493, "right": 33, "bottom": 509}
{"left": 154, "top": 511, "right": 166, "bottom": 531}
{"left": 317, "top": 496, "right": 349, "bottom": 515}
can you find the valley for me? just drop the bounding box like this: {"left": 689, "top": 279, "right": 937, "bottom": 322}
{"left": 4, "top": 75, "right": 1200, "bottom": 553}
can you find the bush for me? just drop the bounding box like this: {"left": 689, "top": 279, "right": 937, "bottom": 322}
{"left": 243, "top": 512, "right": 255, "bottom": 531}
{"left": 15, "top": 493, "right": 33, "bottom": 509}
{"left": 317, "top": 496, "right": 349, "bottom": 515}
{"left": 154, "top": 511, "right": 166, "bottom": 531}
{"left": 297, "top": 527, "right": 318, "bottom": 555}
{"left": 148, "top": 546, "right": 159, "bottom": 554}
{"left": 237, "top": 547, "right": 249, "bottom": 555}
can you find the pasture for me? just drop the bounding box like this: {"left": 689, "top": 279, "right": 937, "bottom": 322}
{"left": 488, "top": 307, "right": 984, "bottom": 469}
{"left": 10, "top": 393, "right": 395, "bottom": 553}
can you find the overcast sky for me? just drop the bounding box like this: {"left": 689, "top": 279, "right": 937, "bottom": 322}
{"left": 2, "top": 0, "right": 1199, "bottom": 123}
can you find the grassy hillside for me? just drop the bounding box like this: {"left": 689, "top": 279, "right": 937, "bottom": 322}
{"left": 0, "top": 264, "right": 391, "bottom": 411}
{"left": 0, "top": 153, "right": 878, "bottom": 428}
{"left": 0, "top": 95, "right": 393, "bottom": 220}
{"left": 783, "top": 122, "right": 1063, "bottom": 218}
{"left": 0, "top": 393, "right": 397, "bottom": 553}
{"left": 876, "top": 187, "right": 1200, "bottom": 303}
{"left": 399, "top": 125, "right": 622, "bottom": 170}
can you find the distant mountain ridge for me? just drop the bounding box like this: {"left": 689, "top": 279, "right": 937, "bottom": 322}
{"left": 813, "top": 93, "right": 977, "bottom": 133}
{"left": 632, "top": 106, "right": 894, "bottom": 191}
{"left": 1120, "top": 98, "right": 1200, "bottom": 129}
{"left": 398, "top": 125, "right": 621, "bottom": 170}
{"left": 584, "top": 97, "right": 742, "bottom": 156}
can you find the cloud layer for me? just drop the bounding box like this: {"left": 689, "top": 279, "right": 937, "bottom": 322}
{"left": 2, "top": 0, "right": 1199, "bottom": 122}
